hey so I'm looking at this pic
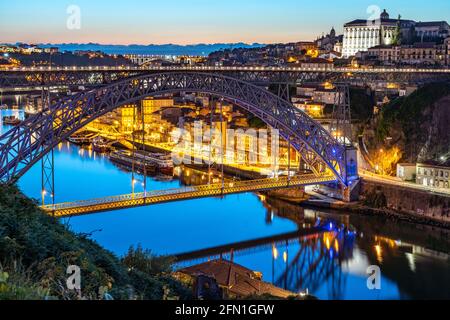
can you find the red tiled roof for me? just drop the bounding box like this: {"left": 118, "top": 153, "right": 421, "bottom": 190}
{"left": 179, "top": 259, "right": 296, "bottom": 298}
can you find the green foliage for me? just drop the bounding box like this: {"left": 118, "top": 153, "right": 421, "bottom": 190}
{"left": 0, "top": 267, "right": 49, "bottom": 300}
{"left": 349, "top": 88, "right": 374, "bottom": 121}
{"left": 0, "top": 184, "right": 190, "bottom": 300}
{"left": 122, "top": 245, "right": 175, "bottom": 276}
{"left": 121, "top": 245, "right": 191, "bottom": 300}
{"left": 376, "top": 82, "right": 450, "bottom": 143}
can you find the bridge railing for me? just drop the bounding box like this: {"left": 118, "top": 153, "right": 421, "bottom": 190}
{"left": 2, "top": 65, "right": 450, "bottom": 73}
{"left": 41, "top": 174, "right": 335, "bottom": 212}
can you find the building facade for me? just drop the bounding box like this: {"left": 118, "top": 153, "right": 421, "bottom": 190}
{"left": 415, "top": 21, "right": 450, "bottom": 41}
{"left": 367, "top": 41, "right": 448, "bottom": 65}
{"left": 342, "top": 9, "right": 448, "bottom": 58}
{"left": 446, "top": 38, "right": 450, "bottom": 65}
{"left": 416, "top": 163, "right": 450, "bottom": 189}
{"left": 343, "top": 10, "right": 415, "bottom": 58}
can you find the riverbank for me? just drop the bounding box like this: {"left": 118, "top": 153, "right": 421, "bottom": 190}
{"left": 301, "top": 197, "right": 450, "bottom": 230}
{"left": 0, "top": 183, "right": 191, "bottom": 300}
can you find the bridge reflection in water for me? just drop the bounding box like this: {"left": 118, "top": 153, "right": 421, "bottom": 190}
{"left": 174, "top": 205, "right": 357, "bottom": 298}
{"left": 173, "top": 195, "right": 450, "bottom": 300}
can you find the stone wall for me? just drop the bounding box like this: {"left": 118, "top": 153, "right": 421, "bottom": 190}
{"left": 361, "top": 179, "right": 450, "bottom": 223}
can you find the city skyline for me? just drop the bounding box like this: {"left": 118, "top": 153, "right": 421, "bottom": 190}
{"left": 1, "top": 0, "right": 450, "bottom": 45}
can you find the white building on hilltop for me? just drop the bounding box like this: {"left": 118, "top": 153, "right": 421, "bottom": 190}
{"left": 343, "top": 9, "right": 416, "bottom": 58}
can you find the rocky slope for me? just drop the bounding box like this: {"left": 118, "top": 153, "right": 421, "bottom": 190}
{"left": 365, "top": 82, "right": 450, "bottom": 168}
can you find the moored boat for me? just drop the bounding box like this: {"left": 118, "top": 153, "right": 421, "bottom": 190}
{"left": 109, "top": 150, "right": 157, "bottom": 174}
{"left": 68, "top": 131, "right": 98, "bottom": 145}
{"left": 2, "top": 116, "right": 21, "bottom": 126}
{"left": 92, "top": 136, "right": 112, "bottom": 153}
{"left": 134, "top": 151, "right": 174, "bottom": 175}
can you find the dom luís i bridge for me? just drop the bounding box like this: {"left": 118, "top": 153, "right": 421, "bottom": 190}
{"left": 2, "top": 65, "right": 450, "bottom": 95}
{"left": 1, "top": 66, "right": 448, "bottom": 216}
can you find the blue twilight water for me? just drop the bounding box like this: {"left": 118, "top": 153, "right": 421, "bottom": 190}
{"left": 1, "top": 122, "right": 448, "bottom": 300}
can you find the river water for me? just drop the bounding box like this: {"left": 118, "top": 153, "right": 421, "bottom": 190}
{"left": 1, "top": 118, "right": 449, "bottom": 300}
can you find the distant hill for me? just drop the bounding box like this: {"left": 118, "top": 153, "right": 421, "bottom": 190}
{"left": 36, "top": 43, "right": 265, "bottom": 56}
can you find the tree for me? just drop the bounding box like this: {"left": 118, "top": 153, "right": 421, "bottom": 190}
{"left": 392, "top": 15, "right": 402, "bottom": 45}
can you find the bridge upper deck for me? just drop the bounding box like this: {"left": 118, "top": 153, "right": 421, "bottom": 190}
{"left": 1, "top": 65, "right": 448, "bottom": 89}
{"left": 2, "top": 65, "right": 450, "bottom": 73}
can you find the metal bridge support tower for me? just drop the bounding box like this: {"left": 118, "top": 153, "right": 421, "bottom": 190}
{"left": 331, "top": 84, "right": 352, "bottom": 146}
{"left": 208, "top": 97, "right": 215, "bottom": 185}
{"left": 41, "top": 88, "right": 55, "bottom": 207}
{"left": 207, "top": 97, "right": 225, "bottom": 192}
{"left": 277, "top": 83, "right": 291, "bottom": 102}
{"left": 330, "top": 84, "right": 360, "bottom": 202}
{"left": 140, "top": 100, "right": 147, "bottom": 197}
{"left": 219, "top": 98, "right": 225, "bottom": 193}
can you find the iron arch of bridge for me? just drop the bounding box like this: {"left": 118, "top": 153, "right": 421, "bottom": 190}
{"left": 0, "top": 72, "right": 348, "bottom": 184}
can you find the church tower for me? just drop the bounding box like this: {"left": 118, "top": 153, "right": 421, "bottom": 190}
{"left": 380, "top": 9, "right": 389, "bottom": 20}
{"left": 330, "top": 27, "right": 336, "bottom": 39}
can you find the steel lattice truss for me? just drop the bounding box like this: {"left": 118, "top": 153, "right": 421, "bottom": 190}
{"left": 0, "top": 69, "right": 324, "bottom": 87}
{"left": 1, "top": 68, "right": 449, "bottom": 88}
{"left": 0, "top": 72, "right": 349, "bottom": 184}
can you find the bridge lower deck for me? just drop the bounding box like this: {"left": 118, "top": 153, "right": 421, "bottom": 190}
{"left": 42, "top": 175, "right": 336, "bottom": 217}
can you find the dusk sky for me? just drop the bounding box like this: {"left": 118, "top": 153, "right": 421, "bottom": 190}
{"left": 1, "top": 0, "right": 449, "bottom": 45}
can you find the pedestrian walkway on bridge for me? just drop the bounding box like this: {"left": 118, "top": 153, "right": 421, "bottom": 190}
{"left": 41, "top": 174, "right": 336, "bottom": 217}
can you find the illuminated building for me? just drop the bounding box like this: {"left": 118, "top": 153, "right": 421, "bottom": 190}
{"left": 396, "top": 163, "right": 417, "bottom": 181}
{"left": 142, "top": 98, "right": 175, "bottom": 134}
{"left": 300, "top": 58, "right": 333, "bottom": 69}
{"left": 343, "top": 10, "right": 415, "bottom": 58}
{"left": 142, "top": 97, "right": 174, "bottom": 114}
{"left": 292, "top": 102, "right": 325, "bottom": 118}
{"left": 343, "top": 9, "right": 449, "bottom": 58}
{"left": 446, "top": 38, "right": 450, "bottom": 65}
{"left": 295, "top": 42, "right": 317, "bottom": 53}
{"left": 294, "top": 83, "right": 339, "bottom": 105}
{"left": 367, "top": 42, "right": 449, "bottom": 65}
{"left": 116, "top": 104, "right": 137, "bottom": 132}
{"left": 416, "top": 163, "right": 450, "bottom": 189}
{"left": 315, "top": 27, "right": 343, "bottom": 52}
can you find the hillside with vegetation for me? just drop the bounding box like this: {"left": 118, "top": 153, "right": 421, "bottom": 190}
{"left": 364, "top": 82, "right": 450, "bottom": 174}
{"left": 0, "top": 184, "right": 191, "bottom": 300}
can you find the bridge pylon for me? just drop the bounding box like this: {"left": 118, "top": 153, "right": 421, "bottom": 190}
{"left": 40, "top": 88, "right": 55, "bottom": 208}
{"left": 277, "top": 83, "right": 292, "bottom": 102}
{"left": 331, "top": 84, "right": 352, "bottom": 146}
{"left": 330, "top": 84, "right": 360, "bottom": 202}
